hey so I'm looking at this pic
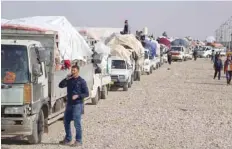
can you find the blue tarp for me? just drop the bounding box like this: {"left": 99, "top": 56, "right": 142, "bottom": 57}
{"left": 143, "top": 39, "right": 156, "bottom": 58}
{"left": 171, "top": 39, "right": 189, "bottom": 48}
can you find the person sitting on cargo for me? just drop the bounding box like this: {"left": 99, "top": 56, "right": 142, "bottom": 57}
{"left": 122, "top": 20, "right": 130, "bottom": 34}
{"left": 58, "top": 65, "right": 89, "bottom": 146}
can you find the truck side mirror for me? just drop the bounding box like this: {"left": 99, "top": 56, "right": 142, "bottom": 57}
{"left": 38, "top": 50, "right": 50, "bottom": 62}
{"left": 32, "top": 64, "right": 42, "bottom": 77}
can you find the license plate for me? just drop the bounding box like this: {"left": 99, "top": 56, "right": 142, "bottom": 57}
{"left": 1, "top": 120, "right": 15, "bottom": 125}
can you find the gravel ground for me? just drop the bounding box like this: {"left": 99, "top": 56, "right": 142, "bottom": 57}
{"left": 2, "top": 58, "right": 232, "bottom": 149}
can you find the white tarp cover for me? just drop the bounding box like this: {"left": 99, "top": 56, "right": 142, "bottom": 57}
{"left": 206, "top": 36, "right": 215, "bottom": 43}
{"left": 151, "top": 40, "right": 161, "bottom": 55}
{"left": 109, "top": 44, "right": 132, "bottom": 63}
{"left": 105, "top": 33, "right": 144, "bottom": 57}
{"left": 76, "top": 27, "right": 100, "bottom": 41}
{"left": 94, "top": 42, "right": 111, "bottom": 55}
{"left": 3, "top": 16, "right": 92, "bottom": 61}
{"left": 76, "top": 27, "right": 122, "bottom": 42}
{"left": 1, "top": 18, "right": 9, "bottom": 24}
{"left": 94, "top": 42, "right": 111, "bottom": 74}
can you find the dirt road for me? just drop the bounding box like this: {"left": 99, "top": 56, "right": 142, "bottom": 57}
{"left": 2, "top": 58, "right": 232, "bottom": 149}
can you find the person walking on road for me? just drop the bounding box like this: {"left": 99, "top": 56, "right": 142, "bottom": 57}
{"left": 59, "top": 65, "right": 89, "bottom": 147}
{"left": 193, "top": 49, "right": 198, "bottom": 61}
{"left": 224, "top": 56, "right": 232, "bottom": 85}
{"left": 211, "top": 50, "right": 215, "bottom": 63}
{"left": 214, "top": 55, "right": 223, "bottom": 80}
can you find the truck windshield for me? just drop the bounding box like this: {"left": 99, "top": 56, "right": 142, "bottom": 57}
{"left": 112, "top": 60, "right": 126, "bottom": 69}
{"left": 171, "top": 47, "right": 182, "bottom": 51}
{"left": 144, "top": 51, "right": 149, "bottom": 59}
{"left": 1, "top": 45, "right": 29, "bottom": 84}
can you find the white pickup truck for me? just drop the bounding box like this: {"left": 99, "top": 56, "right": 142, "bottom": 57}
{"left": 110, "top": 56, "right": 134, "bottom": 91}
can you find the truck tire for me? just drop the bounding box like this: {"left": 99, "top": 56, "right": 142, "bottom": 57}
{"left": 128, "top": 81, "right": 132, "bottom": 88}
{"left": 27, "top": 110, "right": 44, "bottom": 144}
{"left": 91, "top": 89, "right": 99, "bottom": 105}
{"left": 123, "top": 83, "right": 128, "bottom": 91}
{"left": 137, "top": 71, "right": 141, "bottom": 81}
{"left": 153, "top": 65, "right": 156, "bottom": 70}
{"left": 134, "top": 71, "right": 137, "bottom": 81}
{"left": 150, "top": 67, "right": 153, "bottom": 74}
{"left": 101, "top": 85, "right": 108, "bottom": 99}
{"left": 131, "top": 76, "right": 134, "bottom": 84}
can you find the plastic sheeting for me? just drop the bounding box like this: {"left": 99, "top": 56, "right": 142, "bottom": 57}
{"left": 157, "top": 37, "right": 171, "bottom": 48}
{"left": 105, "top": 33, "right": 144, "bottom": 57}
{"left": 152, "top": 40, "right": 160, "bottom": 55}
{"left": 206, "top": 36, "right": 215, "bottom": 43}
{"left": 76, "top": 27, "right": 122, "bottom": 42}
{"left": 171, "top": 38, "right": 190, "bottom": 48}
{"left": 94, "top": 42, "right": 111, "bottom": 56}
{"left": 1, "top": 19, "right": 9, "bottom": 24}
{"left": 3, "top": 16, "right": 92, "bottom": 61}
{"left": 94, "top": 42, "right": 111, "bottom": 74}
{"left": 109, "top": 44, "right": 132, "bottom": 64}
{"left": 143, "top": 39, "right": 156, "bottom": 58}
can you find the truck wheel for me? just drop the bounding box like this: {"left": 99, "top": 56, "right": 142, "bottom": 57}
{"left": 91, "top": 89, "right": 99, "bottom": 105}
{"left": 101, "top": 85, "right": 108, "bottom": 99}
{"left": 137, "top": 71, "right": 141, "bottom": 81}
{"left": 128, "top": 81, "right": 132, "bottom": 88}
{"left": 131, "top": 76, "right": 134, "bottom": 84}
{"left": 147, "top": 72, "right": 150, "bottom": 75}
{"left": 27, "top": 110, "right": 44, "bottom": 144}
{"left": 123, "top": 83, "right": 128, "bottom": 91}
{"left": 150, "top": 67, "right": 153, "bottom": 74}
{"left": 134, "top": 72, "right": 137, "bottom": 81}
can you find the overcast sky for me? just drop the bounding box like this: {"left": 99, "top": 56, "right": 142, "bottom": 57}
{"left": 2, "top": 1, "right": 232, "bottom": 40}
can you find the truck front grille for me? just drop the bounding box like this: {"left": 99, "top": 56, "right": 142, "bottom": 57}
{"left": 111, "top": 75, "right": 118, "bottom": 80}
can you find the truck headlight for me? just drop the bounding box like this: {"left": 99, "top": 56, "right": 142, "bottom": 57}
{"left": 145, "top": 62, "right": 149, "bottom": 65}
{"left": 4, "top": 106, "right": 24, "bottom": 115}
{"left": 119, "top": 75, "right": 125, "bottom": 79}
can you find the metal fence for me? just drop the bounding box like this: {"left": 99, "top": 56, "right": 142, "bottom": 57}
{"left": 215, "top": 16, "right": 232, "bottom": 49}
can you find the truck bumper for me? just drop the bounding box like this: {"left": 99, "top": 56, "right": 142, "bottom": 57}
{"left": 172, "top": 56, "right": 182, "bottom": 60}
{"left": 1, "top": 115, "right": 36, "bottom": 135}
{"left": 143, "top": 65, "right": 150, "bottom": 72}
{"left": 111, "top": 81, "right": 127, "bottom": 87}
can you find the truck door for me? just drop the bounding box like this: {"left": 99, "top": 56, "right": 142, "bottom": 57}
{"left": 29, "top": 46, "right": 49, "bottom": 103}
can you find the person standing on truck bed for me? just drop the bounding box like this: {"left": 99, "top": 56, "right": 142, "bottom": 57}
{"left": 58, "top": 65, "right": 89, "bottom": 147}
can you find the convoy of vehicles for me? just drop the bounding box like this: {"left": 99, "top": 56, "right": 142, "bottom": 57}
{"left": 1, "top": 16, "right": 228, "bottom": 144}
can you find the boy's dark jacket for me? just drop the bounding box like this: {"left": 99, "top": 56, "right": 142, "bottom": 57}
{"left": 214, "top": 59, "right": 223, "bottom": 70}
{"left": 59, "top": 76, "right": 89, "bottom": 105}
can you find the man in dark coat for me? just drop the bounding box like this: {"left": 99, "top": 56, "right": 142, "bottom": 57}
{"left": 214, "top": 55, "right": 223, "bottom": 80}
{"left": 59, "top": 65, "right": 89, "bottom": 146}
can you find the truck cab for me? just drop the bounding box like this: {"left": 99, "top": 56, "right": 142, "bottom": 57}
{"left": 170, "top": 46, "right": 187, "bottom": 61}
{"left": 110, "top": 56, "right": 133, "bottom": 91}
{"left": 143, "top": 49, "right": 154, "bottom": 75}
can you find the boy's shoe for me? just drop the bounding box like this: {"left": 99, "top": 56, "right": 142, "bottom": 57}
{"left": 71, "top": 141, "right": 82, "bottom": 147}
{"left": 59, "top": 139, "right": 72, "bottom": 145}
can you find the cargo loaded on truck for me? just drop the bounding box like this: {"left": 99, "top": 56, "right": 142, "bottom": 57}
{"left": 1, "top": 16, "right": 111, "bottom": 144}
